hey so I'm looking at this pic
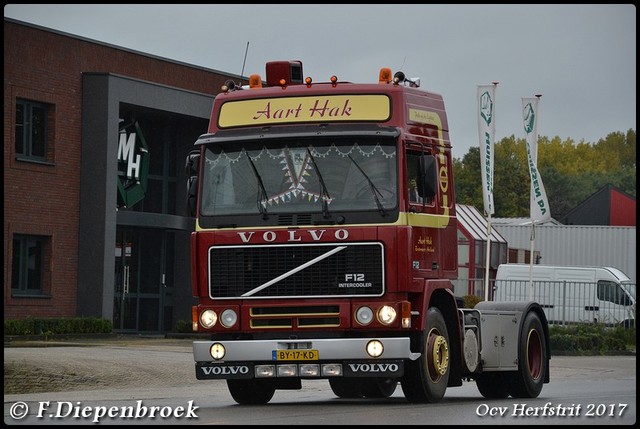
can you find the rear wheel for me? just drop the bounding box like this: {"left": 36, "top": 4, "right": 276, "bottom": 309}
{"left": 401, "top": 307, "right": 450, "bottom": 403}
{"left": 509, "top": 311, "right": 547, "bottom": 398}
{"left": 475, "top": 372, "right": 510, "bottom": 399}
{"left": 227, "top": 379, "right": 276, "bottom": 405}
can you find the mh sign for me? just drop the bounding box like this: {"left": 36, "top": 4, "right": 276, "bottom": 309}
{"left": 117, "top": 120, "right": 150, "bottom": 208}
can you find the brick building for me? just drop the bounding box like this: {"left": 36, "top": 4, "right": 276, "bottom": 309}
{"left": 4, "top": 18, "right": 242, "bottom": 331}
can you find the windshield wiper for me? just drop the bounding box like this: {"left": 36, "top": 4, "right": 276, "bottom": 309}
{"left": 348, "top": 154, "right": 387, "bottom": 216}
{"left": 306, "top": 148, "right": 331, "bottom": 218}
{"left": 245, "top": 151, "right": 269, "bottom": 219}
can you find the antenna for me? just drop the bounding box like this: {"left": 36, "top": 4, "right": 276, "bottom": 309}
{"left": 240, "top": 41, "right": 250, "bottom": 79}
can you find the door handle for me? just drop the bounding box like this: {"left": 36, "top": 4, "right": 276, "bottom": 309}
{"left": 124, "top": 266, "right": 130, "bottom": 294}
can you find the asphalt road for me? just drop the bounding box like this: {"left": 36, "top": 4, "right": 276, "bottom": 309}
{"left": 3, "top": 337, "right": 636, "bottom": 425}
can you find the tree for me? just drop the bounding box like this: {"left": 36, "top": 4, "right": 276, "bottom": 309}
{"left": 453, "top": 129, "right": 636, "bottom": 220}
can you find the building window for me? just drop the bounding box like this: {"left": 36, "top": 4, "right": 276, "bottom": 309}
{"left": 15, "top": 99, "right": 49, "bottom": 161}
{"left": 11, "top": 234, "right": 48, "bottom": 296}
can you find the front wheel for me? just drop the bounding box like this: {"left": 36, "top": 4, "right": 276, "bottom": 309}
{"left": 329, "top": 378, "right": 364, "bottom": 398}
{"left": 227, "top": 379, "right": 276, "bottom": 405}
{"left": 401, "top": 307, "right": 450, "bottom": 403}
{"left": 508, "top": 311, "right": 547, "bottom": 398}
{"left": 361, "top": 378, "right": 398, "bottom": 398}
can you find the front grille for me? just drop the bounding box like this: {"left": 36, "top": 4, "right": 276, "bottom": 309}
{"left": 249, "top": 305, "right": 341, "bottom": 329}
{"left": 209, "top": 242, "right": 384, "bottom": 299}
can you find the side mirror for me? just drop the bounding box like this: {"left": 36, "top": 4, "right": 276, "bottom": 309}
{"left": 186, "top": 176, "right": 198, "bottom": 217}
{"left": 185, "top": 150, "right": 201, "bottom": 176}
{"left": 417, "top": 155, "right": 437, "bottom": 199}
{"left": 185, "top": 150, "right": 201, "bottom": 217}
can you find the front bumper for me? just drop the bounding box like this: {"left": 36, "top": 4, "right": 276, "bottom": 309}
{"left": 193, "top": 337, "right": 420, "bottom": 380}
{"left": 194, "top": 337, "right": 416, "bottom": 361}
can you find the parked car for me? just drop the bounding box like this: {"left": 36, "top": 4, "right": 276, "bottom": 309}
{"left": 494, "top": 264, "right": 635, "bottom": 327}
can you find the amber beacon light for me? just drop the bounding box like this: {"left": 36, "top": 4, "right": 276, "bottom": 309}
{"left": 379, "top": 67, "right": 392, "bottom": 84}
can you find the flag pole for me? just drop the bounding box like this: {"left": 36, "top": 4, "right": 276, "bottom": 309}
{"left": 529, "top": 222, "right": 535, "bottom": 300}
{"left": 523, "top": 93, "right": 550, "bottom": 301}
{"left": 484, "top": 213, "right": 492, "bottom": 302}
{"left": 478, "top": 81, "right": 498, "bottom": 301}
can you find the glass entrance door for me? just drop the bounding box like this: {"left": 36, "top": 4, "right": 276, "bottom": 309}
{"left": 114, "top": 230, "right": 136, "bottom": 331}
{"left": 113, "top": 228, "right": 174, "bottom": 332}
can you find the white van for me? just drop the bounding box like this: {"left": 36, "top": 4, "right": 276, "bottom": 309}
{"left": 494, "top": 264, "right": 636, "bottom": 327}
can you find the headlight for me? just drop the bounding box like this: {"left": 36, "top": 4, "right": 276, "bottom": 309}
{"left": 200, "top": 310, "right": 217, "bottom": 328}
{"left": 220, "top": 309, "right": 238, "bottom": 328}
{"left": 377, "top": 305, "right": 397, "bottom": 325}
{"left": 355, "top": 306, "right": 374, "bottom": 325}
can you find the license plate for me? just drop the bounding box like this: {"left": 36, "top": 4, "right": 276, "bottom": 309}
{"left": 273, "top": 350, "right": 319, "bottom": 361}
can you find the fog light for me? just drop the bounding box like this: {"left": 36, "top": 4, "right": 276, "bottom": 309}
{"left": 366, "top": 340, "right": 384, "bottom": 357}
{"left": 220, "top": 309, "right": 238, "bottom": 328}
{"left": 321, "top": 364, "right": 343, "bottom": 376}
{"left": 209, "top": 343, "right": 226, "bottom": 360}
{"left": 377, "top": 305, "right": 397, "bottom": 325}
{"left": 278, "top": 365, "right": 298, "bottom": 377}
{"left": 200, "top": 310, "right": 217, "bottom": 328}
{"left": 255, "top": 365, "right": 275, "bottom": 377}
{"left": 299, "top": 364, "right": 320, "bottom": 377}
{"left": 356, "top": 306, "right": 374, "bottom": 325}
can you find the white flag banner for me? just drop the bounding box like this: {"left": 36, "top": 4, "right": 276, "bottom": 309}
{"left": 522, "top": 97, "right": 551, "bottom": 223}
{"left": 477, "top": 84, "right": 496, "bottom": 216}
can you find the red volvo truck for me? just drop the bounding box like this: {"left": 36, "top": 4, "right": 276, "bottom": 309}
{"left": 185, "top": 60, "right": 550, "bottom": 405}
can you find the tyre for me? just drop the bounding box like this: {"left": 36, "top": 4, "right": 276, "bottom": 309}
{"left": 508, "top": 311, "right": 547, "bottom": 398}
{"left": 360, "top": 378, "right": 398, "bottom": 398}
{"left": 475, "top": 372, "right": 510, "bottom": 399}
{"left": 329, "top": 378, "right": 364, "bottom": 398}
{"left": 401, "top": 307, "right": 450, "bottom": 403}
{"left": 227, "top": 379, "right": 276, "bottom": 405}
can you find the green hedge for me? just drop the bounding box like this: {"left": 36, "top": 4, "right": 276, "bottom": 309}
{"left": 462, "top": 294, "right": 484, "bottom": 309}
{"left": 549, "top": 323, "right": 635, "bottom": 355}
{"left": 4, "top": 317, "right": 112, "bottom": 336}
{"left": 174, "top": 319, "right": 194, "bottom": 333}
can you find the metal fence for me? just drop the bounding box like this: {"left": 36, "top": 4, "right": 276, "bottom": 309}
{"left": 455, "top": 278, "right": 636, "bottom": 327}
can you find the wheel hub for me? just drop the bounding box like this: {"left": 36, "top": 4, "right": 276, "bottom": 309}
{"left": 429, "top": 334, "right": 449, "bottom": 376}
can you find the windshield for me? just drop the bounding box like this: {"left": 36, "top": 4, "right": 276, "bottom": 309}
{"left": 621, "top": 282, "right": 636, "bottom": 301}
{"left": 200, "top": 137, "right": 397, "bottom": 218}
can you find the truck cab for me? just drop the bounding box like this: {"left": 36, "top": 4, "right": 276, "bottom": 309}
{"left": 186, "top": 61, "right": 550, "bottom": 404}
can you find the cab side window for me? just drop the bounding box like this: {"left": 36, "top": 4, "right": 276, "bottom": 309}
{"left": 406, "top": 150, "right": 433, "bottom": 205}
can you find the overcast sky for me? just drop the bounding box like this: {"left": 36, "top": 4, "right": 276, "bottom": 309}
{"left": 5, "top": 4, "right": 636, "bottom": 159}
